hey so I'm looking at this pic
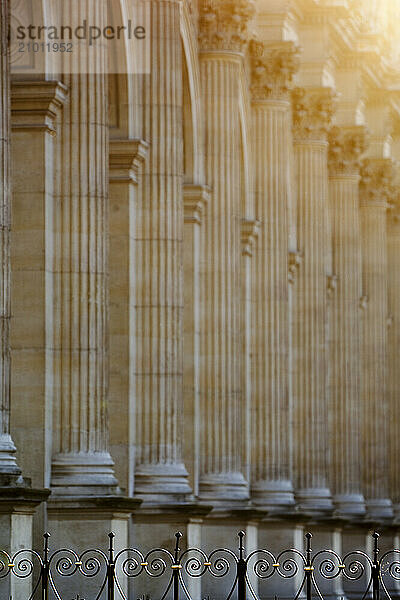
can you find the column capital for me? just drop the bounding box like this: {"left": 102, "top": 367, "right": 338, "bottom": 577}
{"left": 241, "top": 217, "right": 260, "bottom": 256}
{"left": 183, "top": 184, "right": 210, "bottom": 225}
{"left": 11, "top": 80, "right": 67, "bottom": 135}
{"left": 292, "top": 86, "right": 336, "bottom": 141}
{"left": 109, "top": 139, "right": 148, "bottom": 184}
{"left": 288, "top": 250, "right": 303, "bottom": 284}
{"left": 249, "top": 39, "right": 300, "bottom": 102}
{"left": 328, "top": 126, "right": 369, "bottom": 177}
{"left": 359, "top": 158, "right": 395, "bottom": 209}
{"left": 198, "top": 0, "right": 255, "bottom": 54}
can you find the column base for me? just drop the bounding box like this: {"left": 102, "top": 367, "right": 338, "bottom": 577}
{"left": 198, "top": 471, "right": 249, "bottom": 505}
{"left": 51, "top": 451, "right": 119, "bottom": 496}
{"left": 251, "top": 479, "right": 295, "bottom": 512}
{"left": 365, "top": 498, "right": 394, "bottom": 520}
{"left": 134, "top": 462, "right": 192, "bottom": 503}
{"left": 295, "top": 487, "right": 334, "bottom": 514}
{"left": 333, "top": 493, "right": 366, "bottom": 518}
{"left": 0, "top": 434, "right": 22, "bottom": 476}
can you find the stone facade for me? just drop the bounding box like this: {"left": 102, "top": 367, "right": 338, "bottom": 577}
{"left": 1, "top": 0, "right": 400, "bottom": 596}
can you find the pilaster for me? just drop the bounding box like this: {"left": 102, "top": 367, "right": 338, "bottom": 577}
{"left": 108, "top": 139, "right": 148, "bottom": 498}
{"left": 183, "top": 184, "right": 210, "bottom": 497}
{"left": 11, "top": 80, "right": 66, "bottom": 545}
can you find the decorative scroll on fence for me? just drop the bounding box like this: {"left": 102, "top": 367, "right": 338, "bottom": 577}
{"left": 1, "top": 531, "right": 400, "bottom": 600}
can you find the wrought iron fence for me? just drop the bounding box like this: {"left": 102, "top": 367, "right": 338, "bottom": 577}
{"left": 1, "top": 530, "right": 400, "bottom": 600}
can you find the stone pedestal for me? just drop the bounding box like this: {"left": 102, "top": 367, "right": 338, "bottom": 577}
{"left": 131, "top": 505, "right": 212, "bottom": 600}
{"left": 0, "top": 488, "right": 49, "bottom": 600}
{"left": 47, "top": 498, "right": 140, "bottom": 600}
{"left": 257, "top": 520, "right": 305, "bottom": 600}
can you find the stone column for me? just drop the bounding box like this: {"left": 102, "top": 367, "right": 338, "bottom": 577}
{"left": 389, "top": 193, "right": 400, "bottom": 518}
{"left": 50, "top": 0, "right": 119, "bottom": 496}
{"left": 0, "top": 0, "right": 20, "bottom": 476}
{"left": 248, "top": 39, "right": 299, "bottom": 512}
{"left": 291, "top": 87, "right": 335, "bottom": 513}
{"left": 327, "top": 126, "right": 367, "bottom": 517}
{"left": 359, "top": 158, "right": 394, "bottom": 519}
{"left": 197, "top": 0, "right": 254, "bottom": 503}
{"left": 134, "top": 0, "right": 191, "bottom": 502}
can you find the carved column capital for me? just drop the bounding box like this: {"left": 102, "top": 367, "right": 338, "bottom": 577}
{"left": 183, "top": 184, "right": 210, "bottom": 225}
{"left": 249, "top": 40, "right": 300, "bottom": 101}
{"left": 388, "top": 187, "right": 400, "bottom": 231}
{"left": 359, "top": 158, "right": 395, "bottom": 208}
{"left": 109, "top": 139, "right": 148, "bottom": 184}
{"left": 292, "top": 87, "right": 336, "bottom": 141}
{"left": 198, "top": 0, "right": 255, "bottom": 53}
{"left": 241, "top": 218, "right": 260, "bottom": 256}
{"left": 328, "top": 126, "right": 369, "bottom": 177}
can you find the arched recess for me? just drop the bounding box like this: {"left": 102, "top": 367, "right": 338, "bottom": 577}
{"left": 181, "top": 4, "right": 204, "bottom": 184}
{"left": 238, "top": 72, "right": 254, "bottom": 219}
{"left": 108, "top": 0, "right": 130, "bottom": 138}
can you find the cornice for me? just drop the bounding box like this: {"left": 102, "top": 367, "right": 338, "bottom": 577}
{"left": 183, "top": 184, "right": 210, "bottom": 225}
{"left": 359, "top": 158, "right": 395, "bottom": 209}
{"left": 328, "top": 125, "right": 369, "bottom": 177}
{"left": 11, "top": 80, "right": 67, "bottom": 135}
{"left": 198, "top": 0, "right": 255, "bottom": 54}
{"left": 249, "top": 39, "right": 301, "bottom": 102}
{"left": 292, "top": 86, "right": 336, "bottom": 141}
{"left": 109, "top": 139, "right": 149, "bottom": 184}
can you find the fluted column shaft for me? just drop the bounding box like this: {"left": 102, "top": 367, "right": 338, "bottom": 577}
{"left": 134, "top": 0, "right": 191, "bottom": 501}
{"left": 291, "top": 88, "right": 334, "bottom": 512}
{"left": 327, "top": 127, "right": 367, "bottom": 516}
{"left": 198, "top": 53, "right": 247, "bottom": 501}
{"left": 388, "top": 197, "right": 400, "bottom": 514}
{"left": 51, "top": 0, "right": 118, "bottom": 494}
{"left": 248, "top": 41, "right": 299, "bottom": 510}
{"left": 359, "top": 158, "right": 393, "bottom": 518}
{"left": 251, "top": 99, "right": 294, "bottom": 508}
{"left": 197, "top": 1, "right": 254, "bottom": 502}
{"left": 0, "top": 0, "right": 20, "bottom": 475}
